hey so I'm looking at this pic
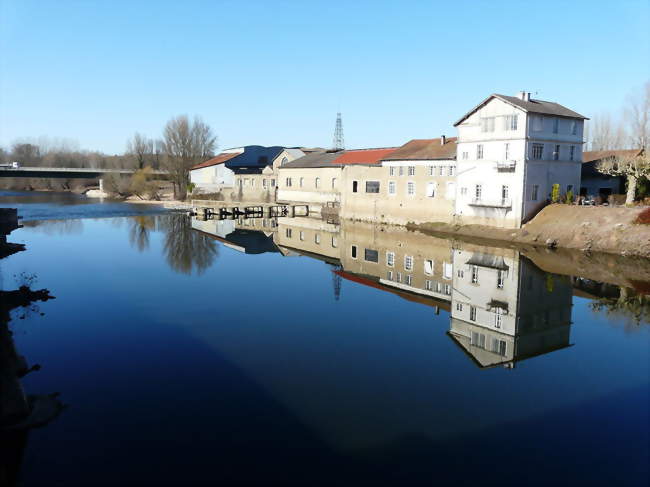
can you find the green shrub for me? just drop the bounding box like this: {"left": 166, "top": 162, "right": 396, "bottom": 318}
{"left": 551, "top": 184, "right": 560, "bottom": 203}
{"left": 565, "top": 190, "right": 574, "bottom": 204}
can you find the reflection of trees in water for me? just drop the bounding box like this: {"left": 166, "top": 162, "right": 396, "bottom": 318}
{"left": 128, "top": 215, "right": 157, "bottom": 252}
{"left": 159, "top": 214, "right": 218, "bottom": 275}
{"left": 21, "top": 219, "right": 84, "bottom": 235}
{"left": 590, "top": 287, "right": 649, "bottom": 330}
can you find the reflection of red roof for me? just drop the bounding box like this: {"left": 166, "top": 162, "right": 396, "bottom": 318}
{"left": 334, "top": 270, "right": 451, "bottom": 311}
{"left": 191, "top": 152, "right": 241, "bottom": 170}
{"left": 332, "top": 148, "right": 397, "bottom": 165}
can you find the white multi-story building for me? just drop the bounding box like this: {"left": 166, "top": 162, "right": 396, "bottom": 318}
{"left": 454, "top": 92, "right": 587, "bottom": 228}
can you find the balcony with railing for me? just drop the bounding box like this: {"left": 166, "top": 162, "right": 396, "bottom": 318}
{"left": 469, "top": 198, "right": 512, "bottom": 208}
{"left": 495, "top": 160, "right": 516, "bottom": 171}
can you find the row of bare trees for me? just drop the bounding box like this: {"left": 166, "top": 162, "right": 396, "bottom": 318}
{"left": 588, "top": 82, "right": 650, "bottom": 204}
{"left": 1, "top": 115, "right": 218, "bottom": 200}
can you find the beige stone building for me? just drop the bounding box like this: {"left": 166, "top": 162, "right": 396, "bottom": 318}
{"left": 339, "top": 138, "right": 457, "bottom": 225}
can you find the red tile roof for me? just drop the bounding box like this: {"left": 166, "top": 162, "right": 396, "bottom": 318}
{"left": 582, "top": 149, "right": 643, "bottom": 163}
{"left": 191, "top": 152, "right": 241, "bottom": 170}
{"left": 331, "top": 148, "right": 397, "bottom": 165}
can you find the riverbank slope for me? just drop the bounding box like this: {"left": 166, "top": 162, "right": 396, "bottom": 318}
{"left": 410, "top": 205, "right": 650, "bottom": 258}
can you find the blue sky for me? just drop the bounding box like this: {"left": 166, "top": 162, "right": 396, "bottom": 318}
{"left": 1, "top": 0, "right": 649, "bottom": 154}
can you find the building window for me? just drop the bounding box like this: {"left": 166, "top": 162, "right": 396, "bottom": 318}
{"left": 462, "top": 151, "right": 468, "bottom": 160}
{"left": 424, "top": 259, "right": 433, "bottom": 275}
{"left": 243, "top": 178, "right": 249, "bottom": 187}
{"left": 494, "top": 313, "right": 503, "bottom": 329}
{"left": 481, "top": 117, "right": 495, "bottom": 132}
{"left": 251, "top": 179, "right": 255, "bottom": 187}
{"left": 388, "top": 181, "right": 396, "bottom": 195}
{"left": 502, "top": 185, "right": 509, "bottom": 201}
{"left": 281, "top": 157, "right": 288, "bottom": 166}
{"left": 387, "top": 271, "right": 393, "bottom": 281}
{"left": 531, "top": 184, "right": 539, "bottom": 201}
{"left": 448, "top": 166, "right": 455, "bottom": 176}
{"left": 408, "top": 166, "right": 415, "bottom": 176}
{"left": 571, "top": 120, "right": 577, "bottom": 135}
{"left": 475, "top": 184, "right": 482, "bottom": 200}
{"left": 553, "top": 144, "right": 560, "bottom": 161}
{"left": 315, "top": 177, "right": 320, "bottom": 188}
{"left": 407, "top": 182, "right": 415, "bottom": 195}
{"left": 444, "top": 284, "right": 451, "bottom": 295}
{"left": 352, "top": 181, "right": 358, "bottom": 193}
{"left": 331, "top": 237, "right": 338, "bottom": 248}
{"left": 429, "top": 166, "right": 435, "bottom": 176}
{"left": 426, "top": 182, "right": 435, "bottom": 197}
{"left": 504, "top": 114, "right": 518, "bottom": 131}
{"left": 476, "top": 144, "right": 484, "bottom": 159}
{"left": 443, "top": 262, "right": 453, "bottom": 279}
{"left": 299, "top": 177, "right": 304, "bottom": 188}
{"left": 471, "top": 265, "right": 479, "bottom": 284}
{"left": 404, "top": 255, "right": 413, "bottom": 271}
{"left": 405, "top": 275, "right": 413, "bottom": 286}
{"left": 504, "top": 143, "right": 510, "bottom": 160}
{"left": 286, "top": 228, "right": 292, "bottom": 238}
{"left": 532, "top": 115, "right": 544, "bottom": 132}
{"left": 386, "top": 251, "right": 395, "bottom": 267}
{"left": 492, "top": 338, "right": 507, "bottom": 356}
{"left": 570, "top": 146, "right": 575, "bottom": 161}
{"left": 332, "top": 178, "right": 337, "bottom": 188}
{"left": 457, "top": 269, "right": 464, "bottom": 278}
{"left": 364, "top": 248, "right": 379, "bottom": 262}
{"left": 439, "top": 166, "right": 444, "bottom": 176}
{"left": 425, "top": 280, "right": 432, "bottom": 291}
{"left": 460, "top": 187, "right": 467, "bottom": 196}
{"left": 456, "top": 303, "right": 463, "bottom": 311}
{"left": 470, "top": 306, "right": 477, "bottom": 322}
{"left": 299, "top": 231, "right": 305, "bottom": 241}
{"left": 314, "top": 233, "right": 321, "bottom": 244}
{"left": 351, "top": 245, "right": 357, "bottom": 258}
{"left": 497, "top": 270, "right": 504, "bottom": 289}
{"left": 389, "top": 166, "right": 395, "bottom": 176}
{"left": 285, "top": 177, "right": 292, "bottom": 187}
{"left": 532, "top": 143, "right": 544, "bottom": 160}
{"left": 396, "top": 272, "right": 402, "bottom": 283}
{"left": 271, "top": 179, "right": 275, "bottom": 187}
{"left": 263, "top": 179, "right": 268, "bottom": 189}
{"left": 553, "top": 117, "right": 559, "bottom": 134}
{"left": 399, "top": 166, "right": 404, "bottom": 176}
{"left": 365, "top": 181, "right": 380, "bottom": 193}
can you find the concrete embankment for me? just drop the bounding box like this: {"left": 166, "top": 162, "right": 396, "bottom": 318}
{"left": 410, "top": 205, "right": 650, "bottom": 258}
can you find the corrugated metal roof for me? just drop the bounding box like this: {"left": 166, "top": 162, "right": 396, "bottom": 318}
{"left": 191, "top": 152, "right": 241, "bottom": 170}
{"left": 454, "top": 93, "right": 588, "bottom": 126}
{"left": 281, "top": 151, "right": 342, "bottom": 168}
{"left": 582, "top": 149, "right": 643, "bottom": 163}
{"left": 383, "top": 137, "right": 457, "bottom": 161}
{"left": 191, "top": 145, "right": 285, "bottom": 171}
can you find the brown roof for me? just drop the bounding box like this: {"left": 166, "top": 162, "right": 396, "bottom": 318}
{"left": 454, "top": 93, "right": 588, "bottom": 126}
{"left": 382, "top": 137, "right": 457, "bottom": 161}
{"left": 191, "top": 152, "right": 241, "bottom": 170}
{"left": 331, "top": 148, "right": 397, "bottom": 165}
{"left": 582, "top": 149, "right": 643, "bottom": 163}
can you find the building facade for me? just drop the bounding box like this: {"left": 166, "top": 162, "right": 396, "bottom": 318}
{"left": 454, "top": 93, "right": 587, "bottom": 228}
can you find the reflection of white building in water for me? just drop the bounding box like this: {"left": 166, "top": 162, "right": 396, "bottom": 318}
{"left": 448, "top": 247, "right": 573, "bottom": 368}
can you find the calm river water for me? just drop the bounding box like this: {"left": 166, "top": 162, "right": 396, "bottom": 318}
{"left": 0, "top": 191, "right": 648, "bottom": 486}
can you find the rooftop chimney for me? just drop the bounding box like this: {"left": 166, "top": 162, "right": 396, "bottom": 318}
{"left": 441, "top": 135, "right": 446, "bottom": 145}
{"left": 518, "top": 91, "right": 531, "bottom": 101}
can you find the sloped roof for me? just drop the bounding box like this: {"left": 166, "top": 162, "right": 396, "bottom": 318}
{"left": 454, "top": 93, "right": 588, "bottom": 126}
{"left": 282, "top": 151, "right": 343, "bottom": 168}
{"left": 331, "top": 148, "right": 397, "bottom": 165}
{"left": 383, "top": 137, "right": 457, "bottom": 161}
{"left": 191, "top": 145, "right": 285, "bottom": 171}
{"left": 191, "top": 152, "right": 241, "bottom": 170}
{"left": 582, "top": 149, "right": 643, "bottom": 163}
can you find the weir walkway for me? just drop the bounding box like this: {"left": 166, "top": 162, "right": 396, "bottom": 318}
{"left": 191, "top": 200, "right": 309, "bottom": 220}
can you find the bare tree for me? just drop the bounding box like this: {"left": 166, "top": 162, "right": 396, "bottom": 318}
{"left": 624, "top": 81, "right": 650, "bottom": 151}
{"left": 162, "top": 115, "right": 217, "bottom": 200}
{"left": 597, "top": 151, "right": 649, "bottom": 204}
{"left": 126, "top": 132, "right": 154, "bottom": 169}
{"left": 587, "top": 113, "right": 627, "bottom": 150}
